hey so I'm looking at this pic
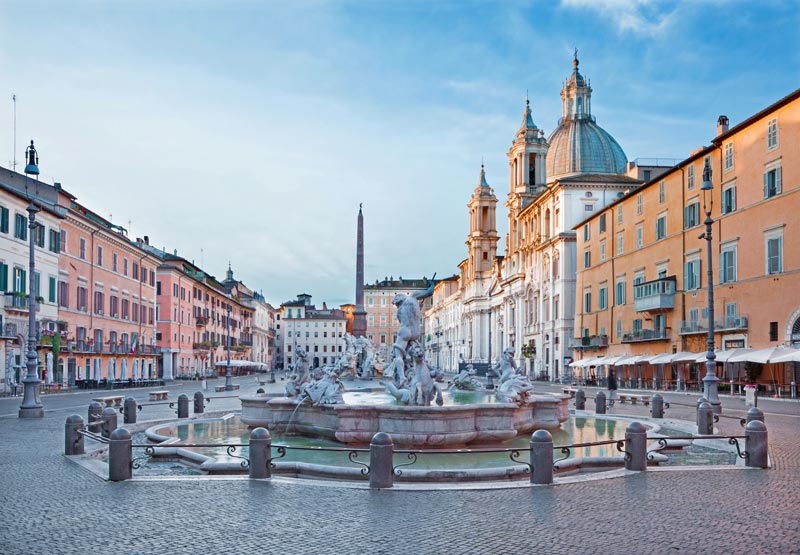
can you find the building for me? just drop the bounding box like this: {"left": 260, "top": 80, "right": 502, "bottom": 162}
{"left": 573, "top": 88, "right": 800, "bottom": 389}
{"left": 277, "top": 294, "right": 347, "bottom": 369}
{"left": 425, "top": 55, "right": 642, "bottom": 381}
{"left": 364, "top": 277, "right": 433, "bottom": 357}
{"left": 0, "top": 166, "right": 65, "bottom": 391}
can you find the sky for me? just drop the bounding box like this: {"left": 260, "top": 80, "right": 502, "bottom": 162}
{"left": 1, "top": 0, "right": 798, "bottom": 308}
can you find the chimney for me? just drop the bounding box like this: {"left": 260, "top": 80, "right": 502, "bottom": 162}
{"left": 144, "top": 235, "right": 149, "bottom": 245}
{"left": 717, "top": 115, "right": 729, "bottom": 136}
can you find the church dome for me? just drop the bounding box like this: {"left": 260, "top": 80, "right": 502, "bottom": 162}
{"left": 545, "top": 54, "right": 628, "bottom": 180}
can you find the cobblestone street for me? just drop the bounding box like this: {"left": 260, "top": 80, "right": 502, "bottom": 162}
{"left": 1, "top": 378, "right": 798, "bottom": 555}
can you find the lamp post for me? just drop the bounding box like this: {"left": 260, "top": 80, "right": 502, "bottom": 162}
{"left": 700, "top": 158, "right": 721, "bottom": 414}
{"left": 225, "top": 302, "right": 233, "bottom": 391}
{"left": 19, "top": 140, "right": 43, "bottom": 418}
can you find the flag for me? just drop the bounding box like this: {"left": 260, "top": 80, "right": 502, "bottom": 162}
{"left": 131, "top": 333, "right": 138, "bottom": 356}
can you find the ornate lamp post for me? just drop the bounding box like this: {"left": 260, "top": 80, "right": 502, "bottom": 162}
{"left": 700, "top": 158, "right": 721, "bottom": 414}
{"left": 19, "top": 140, "right": 44, "bottom": 418}
{"left": 225, "top": 302, "right": 233, "bottom": 391}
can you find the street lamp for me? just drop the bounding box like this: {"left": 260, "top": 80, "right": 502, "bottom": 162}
{"left": 225, "top": 302, "right": 233, "bottom": 391}
{"left": 700, "top": 158, "right": 721, "bottom": 414}
{"left": 19, "top": 140, "right": 43, "bottom": 418}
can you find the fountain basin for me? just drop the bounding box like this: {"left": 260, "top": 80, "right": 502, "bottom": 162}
{"left": 240, "top": 393, "right": 570, "bottom": 447}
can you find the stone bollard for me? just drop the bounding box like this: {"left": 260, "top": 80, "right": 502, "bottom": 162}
{"left": 745, "top": 420, "right": 768, "bottom": 469}
{"left": 249, "top": 427, "right": 272, "bottom": 479}
{"left": 369, "top": 432, "right": 394, "bottom": 489}
{"left": 697, "top": 402, "right": 713, "bottom": 435}
{"left": 595, "top": 391, "right": 606, "bottom": 414}
{"left": 575, "top": 389, "right": 586, "bottom": 410}
{"left": 65, "top": 415, "right": 85, "bottom": 456}
{"left": 625, "top": 421, "right": 647, "bottom": 471}
{"left": 194, "top": 391, "right": 205, "bottom": 414}
{"left": 108, "top": 428, "right": 132, "bottom": 481}
{"left": 696, "top": 396, "right": 709, "bottom": 408}
{"left": 177, "top": 394, "right": 189, "bottom": 419}
{"left": 530, "top": 430, "right": 554, "bottom": 485}
{"left": 101, "top": 407, "right": 118, "bottom": 439}
{"left": 746, "top": 407, "right": 765, "bottom": 425}
{"left": 123, "top": 397, "right": 138, "bottom": 424}
{"left": 88, "top": 401, "right": 103, "bottom": 426}
{"left": 650, "top": 393, "right": 665, "bottom": 419}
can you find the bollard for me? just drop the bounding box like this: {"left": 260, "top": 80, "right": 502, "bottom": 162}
{"left": 650, "top": 393, "right": 665, "bottom": 419}
{"left": 108, "top": 428, "right": 132, "bottom": 481}
{"left": 745, "top": 420, "right": 768, "bottom": 469}
{"left": 625, "top": 421, "right": 647, "bottom": 471}
{"left": 595, "top": 391, "right": 606, "bottom": 414}
{"left": 65, "top": 415, "right": 85, "bottom": 456}
{"left": 696, "top": 396, "right": 709, "bottom": 407}
{"left": 791, "top": 381, "right": 796, "bottom": 400}
{"left": 369, "top": 432, "right": 394, "bottom": 489}
{"left": 194, "top": 391, "right": 205, "bottom": 414}
{"left": 101, "top": 407, "right": 118, "bottom": 439}
{"left": 575, "top": 389, "right": 586, "bottom": 410}
{"left": 88, "top": 401, "right": 103, "bottom": 425}
{"left": 256, "top": 388, "right": 265, "bottom": 394}
{"left": 249, "top": 427, "right": 272, "bottom": 479}
{"left": 746, "top": 407, "right": 765, "bottom": 425}
{"left": 530, "top": 430, "right": 554, "bottom": 485}
{"left": 177, "top": 394, "right": 189, "bottom": 419}
{"left": 697, "top": 401, "right": 713, "bottom": 435}
{"left": 123, "top": 397, "right": 138, "bottom": 424}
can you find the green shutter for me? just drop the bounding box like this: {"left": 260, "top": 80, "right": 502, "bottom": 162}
{"left": 0, "top": 207, "right": 8, "bottom": 233}
{"left": 48, "top": 276, "right": 56, "bottom": 303}
{"left": 20, "top": 269, "right": 26, "bottom": 294}
{"left": 0, "top": 263, "right": 7, "bottom": 291}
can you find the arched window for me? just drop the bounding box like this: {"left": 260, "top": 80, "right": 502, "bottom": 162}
{"left": 792, "top": 316, "right": 800, "bottom": 345}
{"left": 544, "top": 209, "right": 551, "bottom": 239}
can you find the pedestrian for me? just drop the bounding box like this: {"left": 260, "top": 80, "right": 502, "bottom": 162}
{"left": 607, "top": 367, "right": 618, "bottom": 407}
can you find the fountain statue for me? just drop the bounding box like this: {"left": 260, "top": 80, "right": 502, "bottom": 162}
{"left": 298, "top": 367, "right": 345, "bottom": 406}
{"left": 449, "top": 363, "right": 482, "bottom": 391}
{"left": 383, "top": 276, "right": 435, "bottom": 385}
{"left": 493, "top": 346, "right": 535, "bottom": 403}
{"left": 359, "top": 342, "right": 385, "bottom": 379}
{"left": 285, "top": 349, "right": 311, "bottom": 397}
{"left": 384, "top": 341, "right": 444, "bottom": 406}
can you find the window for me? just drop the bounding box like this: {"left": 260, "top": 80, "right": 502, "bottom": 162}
{"left": 636, "top": 194, "right": 643, "bottom": 216}
{"left": 616, "top": 233, "right": 624, "bottom": 256}
{"left": 94, "top": 291, "right": 104, "bottom": 315}
{"left": 599, "top": 241, "right": 606, "bottom": 262}
{"left": 769, "top": 322, "right": 779, "bottom": 342}
{"left": 0, "top": 206, "right": 8, "bottom": 233}
{"left": 635, "top": 225, "right": 643, "bottom": 249}
{"left": 643, "top": 170, "right": 651, "bottom": 181}
{"left": 616, "top": 319, "right": 622, "bottom": 339}
{"left": 123, "top": 258, "right": 128, "bottom": 276}
{"left": 765, "top": 232, "right": 783, "bottom": 275}
{"left": 722, "top": 185, "right": 736, "bottom": 214}
{"left": 122, "top": 299, "right": 130, "bottom": 320}
{"left": 132, "top": 302, "right": 139, "bottom": 323}
{"left": 33, "top": 223, "right": 44, "bottom": 247}
{"left": 656, "top": 214, "right": 667, "bottom": 241}
{"left": 684, "top": 201, "right": 700, "bottom": 229}
{"left": 77, "top": 286, "right": 88, "bottom": 311}
{"left": 14, "top": 214, "right": 27, "bottom": 240}
{"left": 58, "top": 281, "right": 68, "bottom": 307}
{"left": 616, "top": 280, "right": 626, "bottom": 305}
{"left": 721, "top": 246, "right": 737, "bottom": 283}
{"left": 583, "top": 250, "right": 591, "bottom": 269}
{"left": 767, "top": 118, "right": 778, "bottom": 150}
{"left": 173, "top": 283, "right": 179, "bottom": 297}
{"left": 689, "top": 308, "right": 699, "bottom": 327}
{"left": 654, "top": 314, "right": 666, "bottom": 332}
{"left": 725, "top": 303, "right": 738, "bottom": 327}
{"left": 48, "top": 229, "right": 60, "bottom": 253}
{"left": 659, "top": 181, "right": 666, "bottom": 204}
{"left": 599, "top": 286, "right": 608, "bottom": 310}
{"left": 583, "top": 290, "right": 591, "bottom": 313}
{"left": 724, "top": 141, "right": 734, "bottom": 172}
{"left": 684, "top": 259, "right": 700, "bottom": 290}
{"left": 583, "top": 224, "right": 590, "bottom": 241}
{"left": 687, "top": 164, "right": 695, "bottom": 190}
{"left": 617, "top": 207, "right": 623, "bottom": 225}
{"left": 764, "top": 165, "right": 782, "bottom": 198}
{"left": 112, "top": 253, "right": 118, "bottom": 272}
{"left": 133, "top": 262, "right": 139, "bottom": 280}
{"left": 59, "top": 229, "right": 67, "bottom": 253}
{"left": 47, "top": 276, "right": 56, "bottom": 303}
{"left": 110, "top": 295, "right": 119, "bottom": 317}
{"left": 96, "top": 245, "right": 103, "bottom": 266}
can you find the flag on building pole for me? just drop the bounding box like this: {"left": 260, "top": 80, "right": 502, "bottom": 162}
{"left": 131, "top": 333, "right": 138, "bottom": 356}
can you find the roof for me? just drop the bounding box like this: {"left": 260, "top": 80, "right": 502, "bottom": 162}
{"left": 546, "top": 118, "right": 628, "bottom": 180}
{"left": 712, "top": 87, "right": 800, "bottom": 145}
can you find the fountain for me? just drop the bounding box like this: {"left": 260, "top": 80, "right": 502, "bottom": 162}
{"left": 241, "top": 281, "right": 569, "bottom": 447}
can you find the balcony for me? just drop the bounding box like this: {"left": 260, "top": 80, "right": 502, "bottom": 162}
{"left": 622, "top": 328, "right": 670, "bottom": 343}
{"left": 634, "top": 276, "right": 676, "bottom": 313}
{"left": 680, "top": 315, "right": 749, "bottom": 335}
{"left": 5, "top": 294, "right": 40, "bottom": 313}
{"left": 195, "top": 316, "right": 209, "bottom": 327}
{"left": 570, "top": 335, "right": 609, "bottom": 351}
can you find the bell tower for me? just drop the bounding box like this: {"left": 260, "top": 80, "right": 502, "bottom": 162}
{"left": 466, "top": 164, "right": 499, "bottom": 283}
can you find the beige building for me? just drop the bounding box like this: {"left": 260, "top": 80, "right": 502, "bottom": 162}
{"left": 276, "top": 294, "right": 347, "bottom": 370}
{"left": 365, "top": 277, "right": 433, "bottom": 356}
{"left": 573, "top": 88, "right": 800, "bottom": 391}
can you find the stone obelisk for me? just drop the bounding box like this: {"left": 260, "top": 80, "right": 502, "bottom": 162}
{"left": 352, "top": 203, "right": 367, "bottom": 338}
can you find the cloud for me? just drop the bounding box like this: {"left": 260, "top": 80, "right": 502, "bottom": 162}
{"left": 560, "top": 0, "right": 678, "bottom": 36}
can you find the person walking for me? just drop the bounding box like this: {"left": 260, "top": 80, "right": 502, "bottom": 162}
{"left": 607, "top": 367, "right": 618, "bottom": 408}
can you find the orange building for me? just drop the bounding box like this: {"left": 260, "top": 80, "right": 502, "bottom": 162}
{"left": 573, "top": 89, "right": 800, "bottom": 392}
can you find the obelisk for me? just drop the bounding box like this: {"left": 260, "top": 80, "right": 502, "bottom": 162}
{"left": 352, "top": 203, "right": 367, "bottom": 338}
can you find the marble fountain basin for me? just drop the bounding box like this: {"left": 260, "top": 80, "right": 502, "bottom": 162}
{"left": 239, "top": 392, "right": 570, "bottom": 447}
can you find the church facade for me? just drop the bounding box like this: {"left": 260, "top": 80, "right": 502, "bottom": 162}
{"left": 424, "top": 55, "right": 646, "bottom": 380}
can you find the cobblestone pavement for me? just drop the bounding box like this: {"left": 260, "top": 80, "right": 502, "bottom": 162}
{"left": 0, "top": 376, "right": 798, "bottom": 555}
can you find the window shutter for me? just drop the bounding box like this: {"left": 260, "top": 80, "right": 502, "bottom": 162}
{"left": 20, "top": 269, "right": 27, "bottom": 294}
{"left": 0, "top": 207, "right": 7, "bottom": 233}
{"left": 763, "top": 172, "right": 768, "bottom": 197}
{"left": 776, "top": 167, "right": 782, "bottom": 194}
{"left": 0, "top": 263, "right": 6, "bottom": 291}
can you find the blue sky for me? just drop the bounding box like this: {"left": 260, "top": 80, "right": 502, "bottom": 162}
{"left": 1, "top": 0, "right": 798, "bottom": 307}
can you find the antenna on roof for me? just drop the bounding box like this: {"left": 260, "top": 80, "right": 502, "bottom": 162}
{"left": 201, "top": 248, "right": 204, "bottom": 269}
{"left": 11, "top": 94, "right": 17, "bottom": 171}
